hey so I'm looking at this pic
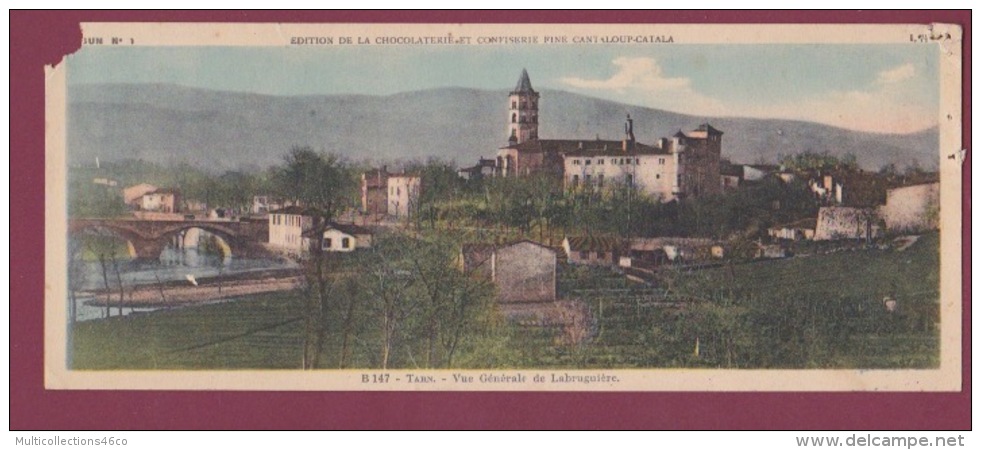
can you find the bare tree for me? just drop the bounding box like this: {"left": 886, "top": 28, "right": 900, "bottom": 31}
{"left": 67, "top": 238, "right": 87, "bottom": 329}
{"left": 272, "top": 147, "right": 357, "bottom": 369}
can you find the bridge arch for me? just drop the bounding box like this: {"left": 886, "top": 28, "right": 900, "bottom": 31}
{"left": 67, "top": 224, "right": 139, "bottom": 259}
{"left": 158, "top": 225, "right": 235, "bottom": 261}
{"left": 68, "top": 219, "right": 269, "bottom": 261}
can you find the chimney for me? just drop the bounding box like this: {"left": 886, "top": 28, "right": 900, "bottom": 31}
{"left": 623, "top": 114, "right": 636, "bottom": 151}
{"left": 625, "top": 114, "right": 635, "bottom": 142}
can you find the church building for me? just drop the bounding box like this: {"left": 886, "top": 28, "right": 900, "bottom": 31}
{"left": 489, "top": 69, "right": 723, "bottom": 201}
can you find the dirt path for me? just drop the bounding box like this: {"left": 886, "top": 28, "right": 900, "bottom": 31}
{"left": 83, "top": 274, "right": 304, "bottom": 307}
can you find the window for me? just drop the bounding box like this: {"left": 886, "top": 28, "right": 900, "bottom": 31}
{"left": 635, "top": 158, "right": 640, "bottom": 164}
{"left": 511, "top": 101, "right": 517, "bottom": 109}
{"left": 656, "top": 174, "right": 661, "bottom": 180}
{"left": 572, "top": 159, "right": 581, "bottom": 165}
{"left": 659, "top": 158, "right": 665, "bottom": 165}
{"left": 585, "top": 174, "right": 591, "bottom": 184}
{"left": 323, "top": 238, "right": 332, "bottom": 249}
{"left": 626, "top": 174, "right": 633, "bottom": 186}
{"left": 597, "top": 159, "right": 604, "bottom": 165}
{"left": 585, "top": 159, "right": 592, "bottom": 165}
{"left": 598, "top": 174, "right": 604, "bottom": 187}
{"left": 342, "top": 237, "right": 350, "bottom": 249}
{"left": 572, "top": 175, "right": 579, "bottom": 186}
{"left": 511, "top": 113, "right": 517, "bottom": 123}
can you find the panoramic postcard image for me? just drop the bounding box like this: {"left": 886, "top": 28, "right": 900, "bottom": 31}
{"left": 46, "top": 23, "right": 961, "bottom": 391}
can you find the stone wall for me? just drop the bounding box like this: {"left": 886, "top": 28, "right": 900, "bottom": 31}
{"left": 493, "top": 241, "right": 557, "bottom": 303}
{"left": 880, "top": 182, "right": 939, "bottom": 234}
{"left": 813, "top": 207, "right": 881, "bottom": 241}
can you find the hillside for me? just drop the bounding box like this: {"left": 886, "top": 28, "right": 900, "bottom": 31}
{"left": 68, "top": 83, "right": 939, "bottom": 171}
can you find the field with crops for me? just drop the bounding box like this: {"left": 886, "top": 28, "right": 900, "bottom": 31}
{"left": 70, "top": 233, "right": 940, "bottom": 370}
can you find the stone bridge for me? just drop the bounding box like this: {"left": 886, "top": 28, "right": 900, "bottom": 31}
{"left": 69, "top": 218, "right": 270, "bottom": 260}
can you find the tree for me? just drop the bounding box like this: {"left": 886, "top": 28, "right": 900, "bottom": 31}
{"left": 271, "top": 146, "right": 357, "bottom": 369}
{"left": 273, "top": 147, "right": 355, "bottom": 217}
{"left": 358, "top": 237, "right": 419, "bottom": 369}
{"left": 779, "top": 151, "right": 858, "bottom": 172}
{"left": 406, "top": 158, "right": 463, "bottom": 230}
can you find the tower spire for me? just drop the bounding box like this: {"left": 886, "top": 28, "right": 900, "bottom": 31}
{"left": 507, "top": 69, "right": 540, "bottom": 145}
{"left": 513, "top": 68, "right": 534, "bottom": 93}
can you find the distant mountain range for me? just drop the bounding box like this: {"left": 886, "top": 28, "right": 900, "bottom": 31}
{"left": 68, "top": 83, "right": 939, "bottom": 171}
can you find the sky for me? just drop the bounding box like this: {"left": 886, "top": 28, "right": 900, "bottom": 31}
{"left": 67, "top": 44, "right": 939, "bottom": 134}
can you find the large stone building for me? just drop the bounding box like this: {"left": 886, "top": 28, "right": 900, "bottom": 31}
{"left": 562, "top": 122, "right": 723, "bottom": 201}
{"left": 491, "top": 70, "right": 723, "bottom": 201}
{"left": 360, "top": 167, "right": 422, "bottom": 219}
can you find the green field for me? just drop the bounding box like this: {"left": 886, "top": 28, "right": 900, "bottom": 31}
{"left": 561, "top": 232, "right": 940, "bottom": 369}
{"left": 70, "top": 233, "right": 940, "bottom": 370}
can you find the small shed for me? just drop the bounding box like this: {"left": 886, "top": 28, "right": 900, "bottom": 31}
{"left": 562, "top": 236, "right": 625, "bottom": 267}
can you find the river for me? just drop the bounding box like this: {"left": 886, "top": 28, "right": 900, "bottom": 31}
{"left": 70, "top": 232, "right": 298, "bottom": 322}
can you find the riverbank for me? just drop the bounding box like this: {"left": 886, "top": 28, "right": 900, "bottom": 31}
{"left": 81, "top": 268, "right": 304, "bottom": 307}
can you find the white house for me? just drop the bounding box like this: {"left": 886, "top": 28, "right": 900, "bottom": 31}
{"left": 123, "top": 183, "right": 158, "bottom": 206}
{"left": 319, "top": 223, "right": 373, "bottom": 252}
{"left": 139, "top": 188, "right": 181, "bottom": 213}
{"left": 387, "top": 174, "right": 421, "bottom": 218}
{"left": 268, "top": 206, "right": 315, "bottom": 254}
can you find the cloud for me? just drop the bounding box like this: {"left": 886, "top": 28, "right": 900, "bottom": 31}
{"left": 559, "top": 57, "right": 726, "bottom": 116}
{"left": 560, "top": 58, "right": 935, "bottom": 134}
{"left": 750, "top": 63, "right": 933, "bottom": 133}
{"left": 561, "top": 57, "right": 690, "bottom": 92}
{"left": 746, "top": 85, "right": 934, "bottom": 134}
{"left": 877, "top": 63, "right": 916, "bottom": 84}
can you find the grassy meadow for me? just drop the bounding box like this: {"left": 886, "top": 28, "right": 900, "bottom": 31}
{"left": 70, "top": 233, "right": 940, "bottom": 370}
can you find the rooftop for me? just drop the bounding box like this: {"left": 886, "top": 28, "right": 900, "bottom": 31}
{"left": 565, "top": 236, "right": 626, "bottom": 252}
{"left": 505, "top": 138, "right": 669, "bottom": 156}
{"left": 512, "top": 68, "right": 536, "bottom": 94}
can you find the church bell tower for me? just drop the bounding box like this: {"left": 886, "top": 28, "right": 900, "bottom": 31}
{"left": 508, "top": 69, "right": 539, "bottom": 145}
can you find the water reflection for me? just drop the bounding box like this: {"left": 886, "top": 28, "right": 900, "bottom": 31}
{"left": 70, "top": 229, "right": 296, "bottom": 322}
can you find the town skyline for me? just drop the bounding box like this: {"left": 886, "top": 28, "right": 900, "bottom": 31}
{"left": 67, "top": 44, "right": 938, "bottom": 134}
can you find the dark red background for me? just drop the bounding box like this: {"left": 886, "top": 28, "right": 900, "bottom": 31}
{"left": 10, "top": 10, "right": 971, "bottom": 430}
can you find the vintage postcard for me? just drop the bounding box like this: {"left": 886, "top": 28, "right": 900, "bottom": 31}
{"left": 45, "top": 22, "right": 963, "bottom": 391}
